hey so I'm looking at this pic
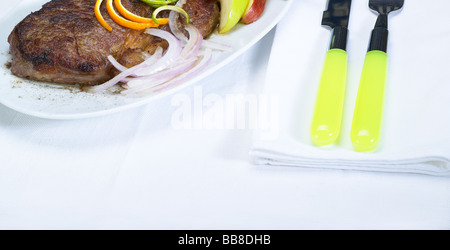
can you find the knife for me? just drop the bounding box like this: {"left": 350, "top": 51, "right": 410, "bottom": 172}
{"left": 310, "top": 0, "right": 352, "bottom": 146}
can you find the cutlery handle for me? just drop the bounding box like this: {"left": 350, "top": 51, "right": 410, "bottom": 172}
{"left": 311, "top": 49, "right": 348, "bottom": 146}
{"left": 351, "top": 50, "right": 388, "bottom": 152}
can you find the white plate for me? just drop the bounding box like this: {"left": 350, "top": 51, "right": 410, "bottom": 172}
{"left": 0, "top": 0, "right": 292, "bottom": 119}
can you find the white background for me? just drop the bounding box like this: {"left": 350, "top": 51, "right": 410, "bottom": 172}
{"left": 0, "top": 0, "right": 449, "bottom": 230}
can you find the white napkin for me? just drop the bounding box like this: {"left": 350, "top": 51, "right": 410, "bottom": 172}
{"left": 250, "top": 0, "right": 450, "bottom": 176}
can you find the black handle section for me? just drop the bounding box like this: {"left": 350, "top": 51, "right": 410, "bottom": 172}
{"left": 368, "top": 14, "right": 389, "bottom": 52}
{"left": 330, "top": 26, "right": 348, "bottom": 51}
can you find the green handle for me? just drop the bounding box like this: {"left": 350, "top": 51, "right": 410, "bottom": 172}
{"left": 351, "top": 50, "right": 389, "bottom": 152}
{"left": 311, "top": 49, "right": 348, "bottom": 146}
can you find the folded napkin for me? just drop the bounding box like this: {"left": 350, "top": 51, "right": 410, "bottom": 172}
{"left": 250, "top": 0, "right": 450, "bottom": 176}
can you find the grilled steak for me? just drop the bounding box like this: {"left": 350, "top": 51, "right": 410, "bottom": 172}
{"left": 8, "top": 0, "right": 219, "bottom": 85}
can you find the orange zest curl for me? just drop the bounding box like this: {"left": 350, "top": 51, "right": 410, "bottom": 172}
{"left": 96, "top": 0, "right": 170, "bottom": 31}
{"left": 95, "top": 0, "right": 113, "bottom": 31}
{"left": 106, "top": 0, "right": 160, "bottom": 30}
{"left": 114, "top": 0, "right": 169, "bottom": 25}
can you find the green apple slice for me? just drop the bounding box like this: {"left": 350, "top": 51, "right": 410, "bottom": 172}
{"left": 218, "top": 0, "right": 250, "bottom": 34}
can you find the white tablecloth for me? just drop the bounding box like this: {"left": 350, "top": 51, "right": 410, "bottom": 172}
{"left": 1, "top": 0, "right": 449, "bottom": 230}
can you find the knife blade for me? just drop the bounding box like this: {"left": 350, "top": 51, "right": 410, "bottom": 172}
{"left": 310, "top": 0, "right": 352, "bottom": 146}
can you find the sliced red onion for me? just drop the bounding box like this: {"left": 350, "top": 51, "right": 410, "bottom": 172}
{"left": 90, "top": 22, "right": 222, "bottom": 95}
{"left": 181, "top": 24, "right": 203, "bottom": 59}
{"left": 201, "top": 40, "right": 233, "bottom": 52}
{"left": 121, "top": 75, "right": 176, "bottom": 95}
{"left": 139, "top": 48, "right": 213, "bottom": 95}
{"left": 135, "top": 28, "right": 182, "bottom": 76}
{"left": 143, "top": 47, "right": 164, "bottom": 65}
{"left": 125, "top": 56, "right": 198, "bottom": 89}
{"left": 86, "top": 49, "right": 162, "bottom": 93}
{"left": 119, "top": 77, "right": 134, "bottom": 84}
{"left": 169, "top": 0, "right": 188, "bottom": 43}
{"left": 108, "top": 55, "right": 128, "bottom": 72}
{"left": 122, "top": 58, "right": 198, "bottom": 94}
